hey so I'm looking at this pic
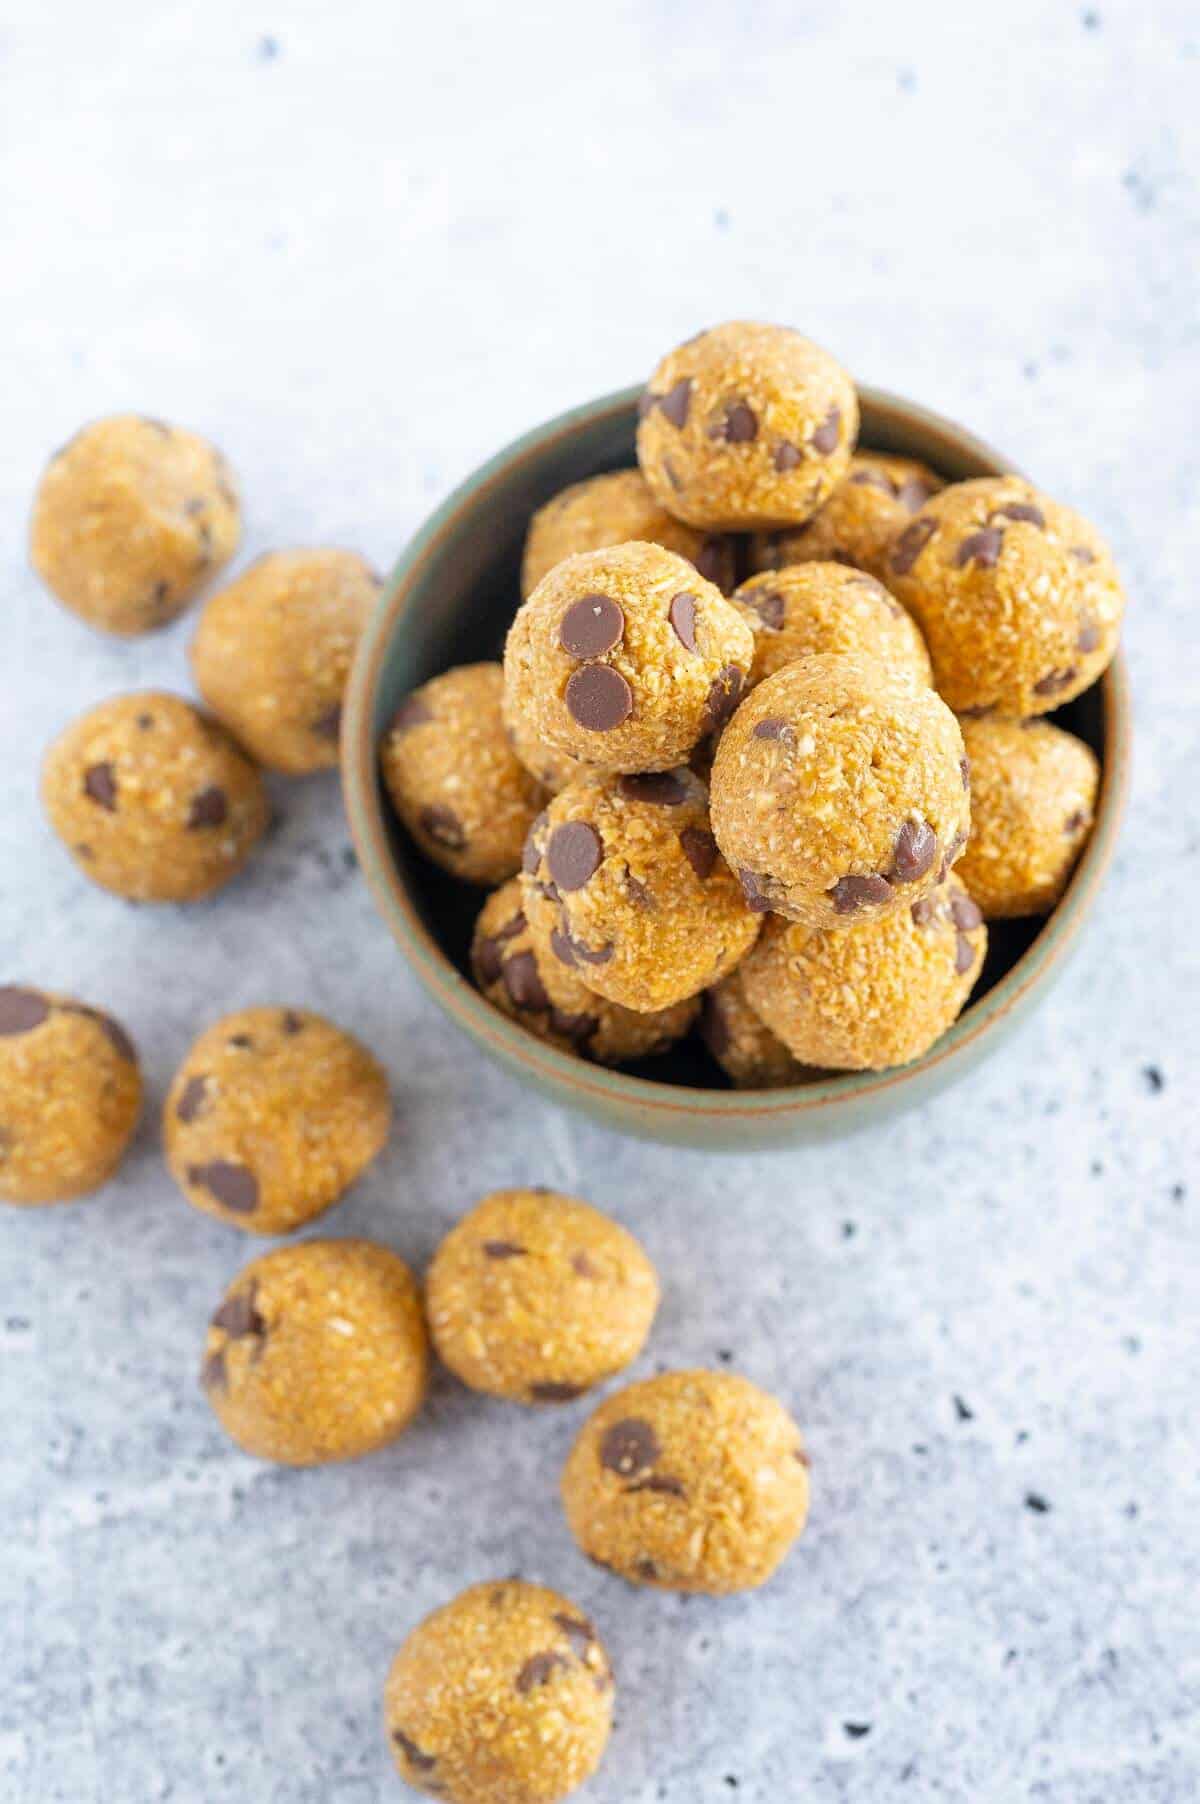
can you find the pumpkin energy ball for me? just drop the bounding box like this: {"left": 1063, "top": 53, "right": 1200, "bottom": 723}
{"left": 165, "top": 1006, "right": 391, "bottom": 1234}
{"left": 731, "top": 561, "right": 932, "bottom": 691}
{"left": 521, "top": 769, "right": 759, "bottom": 1013}
{"left": 0, "top": 987, "right": 141, "bottom": 1205}
{"left": 699, "top": 968, "right": 812, "bottom": 1090}
{"left": 190, "top": 549, "right": 380, "bottom": 772}
{"left": 29, "top": 414, "right": 239, "bottom": 635}
{"left": 385, "top": 1579, "right": 614, "bottom": 1804}
{"left": 710, "top": 654, "right": 969, "bottom": 929}
{"left": 636, "top": 321, "right": 858, "bottom": 531}
{"left": 380, "top": 663, "right": 546, "bottom": 886}
{"left": 562, "top": 1370, "right": 810, "bottom": 1594}
{"left": 472, "top": 879, "right": 698, "bottom": 1064}
{"left": 41, "top": 691, "right": 269, "bottom": 903}
{"left": 427, "top": 1187, "right": 659, "bottom": 1404}
{"left": 504, "top": 541, "right": 754, "bottom": 774}
{"left": 200, "top": 1238, "right": 427, "bottom": 1465}
{"left": 957, "top": 716, "right": 1100, "bottom": 918}
{"left": 521, "top": 467, "right": 739, "bottom": 598}
{"left": 886, "top": 476, "right": 1125, "bottom": 717}
{"left": 749, "top": 451, "right": 944, "bottom": 580}
{"left": 739, "top": 873, "right": 986, "bottom": 1071}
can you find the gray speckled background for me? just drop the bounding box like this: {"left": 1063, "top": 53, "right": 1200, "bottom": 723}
{"left": 2, "top": 2, "right": 1198, "bottom": 1799}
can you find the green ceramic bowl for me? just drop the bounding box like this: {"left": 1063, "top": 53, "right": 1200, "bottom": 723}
{"left": 343, "top": 386, "right": 1130, "bottom": 1149}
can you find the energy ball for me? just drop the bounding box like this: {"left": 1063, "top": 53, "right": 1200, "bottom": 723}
{"left": 165, "top": 1007, "right": 391, "bottom": 1235}
{"left": 886, "top": 476, "right": 1125, "bottom": 717}
{"left": 711, "top": 655, "right": 969, "bottom": 929}
{"left": 200, "top": 1238, "right": 427, "bottom": 1465}
{"left": 699, "top": 968, "right": 813, "bottom": 1090}
{"left": 29, "top": 414, "right": 239, "bottom": 635}
{"left": 190, "top": 549, "right": 380, "bottom": 773}
{"left": 636, "top": 321, "right": 858, "bottom": 531}
{"left": 502, "top": 689, "right": 588, "bottom": 795}
{"left": 385, "top": 1579, "right": 614, "bottom": 1804}
{"left": 41, "top": 691, "right": 269, "bottom": 903}
{"left": 739, "top": 874, "right": 986, "bottom": 1071}
{"left": 0, "top": 987, "right": 141, "bottom": 1205}
{"left": 749, "top": 451, "right": 944, "bottom": 580}
{"left": 472, "top": 879, "right": 698, "bottom": 1064}
{"left": 521, "top": 769, "right": 760, "bottom": 1013}
{"left": 731, "top": 561, "right": 932, "bottom": 691}
{"left": 380, "top": 663, "right": 545, "bottom": 885}
{"left": 504, "top": 541, "right": 754, "bottom": 774}
{"left": 426, "top": 1187, "right": 659, "bottom": 1404}
{"left": 561, "top": 1370, "right": 810, "bottom": 1594}
{"left": 957, "top": 716, "right": 1100, "bottom": 918}
{"left": 521, "top": 467, "right": 738, "bottom": 598}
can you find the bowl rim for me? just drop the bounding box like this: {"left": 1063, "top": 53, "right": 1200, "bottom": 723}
{"left": 343, "top": 383, "right": 1131, "bottom": 1122}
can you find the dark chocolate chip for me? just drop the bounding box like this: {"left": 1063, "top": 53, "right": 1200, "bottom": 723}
{"left": 136, "top": 713, "right": 154, "bottom": 730}
{"left": 392, "top": 1731, "right": 437, "bottom": 1774}
{"left": 1070, "top": 544, "right": 1097, "bottom": 565}
{"left": 910, "top": 896, "right": 940, "bottom": 928}
{"left": 662, "top": 457, "right": 682, "bottom": 492}
{"left": 668, "top": 591, "right": 699, "bottom": 652}
{"left": 419, "top": 804, "right": 466, "bottom": 850}
{"left": 571, "top": 936, "right": 614, "bottom": 966}
{"left": 810, "top": 406, "right": 841, "bottom": 454}
{"left": 753, "top": 716, "right": 793, "bottom": 743}
{"left": 694, "top": 536, "right": 735, "bottom": 591}
{"left": 851, "top": 468, "right": 896, "bottom": 494}
{"left": 522, "top": 811, "right": 549, "bottom": 874}
{"left": 794, "top": 1446, "right": 813, "bottom": 1468}
{"left": 201, "top": 1349, "right": 227, "bottom": 1391}
{"left": 390, "top": 694, "right": 432, "bottom": 733}
{"left": 960, "top": 756, "right": 971, "bottom": 790}
{"left": 187, "top": 786, "right": 228, "bottom": 830}
{"left": 950, "top": 894, "right": 983, "bottom": 931}
{"left": 175, "top": 1074, "right": 211, "bottom": 1123}
{"left": 530, "top": 1381, "right": 587, "bottom": 1402}
{"left": 634, "top": 1558, "right": 660, "bottom": 1582}
{"left": 829, "top": 872, "right": 893, "bottom": 914}
{"left": 553, "top": 1613, "right": 596, "bottom": 1657}
{"left": 1077, "top": 616, "right": 1102, "bottom": 653}
{"left": 475, "top": 936, "right": 505, "bottom": 984}
{"left": 558, "top": 594, "right": 625, "bottom": 659}
{"left": 571, "top": 1251, "right": 600, "bottom": 1278}
{"left": 547, "top": 821, "right": 603, "bottom": 890}
{"left": 748, "top": 589, "right": 785, "bottom": 630}
{"left": 599, "top": 1417, "right": 661, "bottom": 1476}
{"left": 679, "top": 826, "right": 718, "bottom": 880}
{"left": 83, "top": 762, "right": 118, "bottom": 811}
{"left": 1064, "top": 808, "right": 1087, "bottom": 834}
{"left": 955, "top": 932, "right": 976, "bottom": 974}
{"left": 618, "top": 771, "right": 689, "bottom": 806}
{"left": 548, "top": 1007, "right": 599, "bottom": 1043}
{"left": 711, "top": 399, "right": 758, "bottom": 443}
{"left": 1033, "top": 667, "right": 1077, "bottom": 696}
{"left": 625, "top": 1473, "right": 686, "bottom": 1497}
{"left": 212, "top": 1283, "right": 265, "bottom": 1339}
{"left": 773, "top": 441, "right": 803, "bottom": 472}
{"left": 703, "top": 665, "right": 745, "bottom": 732}
{"left": 496, "top": 911, "right": 526, "bottom": 943}
{"left": 896, "top": 476, "right": 938, "bottom": 511}
{"left": 516, "top": 1652, "right": 568, "bottom": 1694}
{"left": 890, "top": 517, "right": 937, "bottom": 575}
{"left": 484, "top": 1240, "right": 526, "bottom": 1258}
{"left": 549, "top": 928, "right": 579, "bottom": 968}
{"left": 311, "top": 703, "right": 342, "bottom": 741}
{"left": 187, "top": 1160, "right": 259, "bottom": 1215}
{"left": 227, "top": 1033, "right": 253, "bottom": 1050}
{"left": 658, "top": 378, "right": 692, "bottom": 429}
{"left": 738, "top": 868, "right": 773, "bottom": 913}
{"left": 564, "top": 664, "right": 633, "bottom": 732}
{"left": 59, "top": 1005, "right": 136, "bottom": 1064}
{"left": 989, "top": 501, "right": 1045, "bottom": 528}
{"left": 891, "top": 820, "right": 938, "bottom": 883}
{"left": 0, "top": 987, "right": 49, "bottom": 1036}
{"left": 636, "top": 387, "right": 657, "bottom": 420}
{"left": 699, "top": 989, "right": 730, "bottom": 1059}
{"left": 955, "top": 526, "right": 1005, "bottom": 569}
{"left": 623, "top": 871, "right": 655, "bottom": 910}
{"left": 281, "top": 1010, "right": 304, "bottom": 1034}
{"left": 501, "top": 951, "right": 550, "bottom": 1012}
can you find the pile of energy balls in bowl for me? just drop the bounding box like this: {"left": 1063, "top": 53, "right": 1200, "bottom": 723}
{"left": 381, "top": 319, "right": 1125, "bottom": 1085}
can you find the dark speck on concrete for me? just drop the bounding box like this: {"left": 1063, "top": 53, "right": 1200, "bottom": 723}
{"left": 912, "top": 1443, "right": 928, "bottom": 1456}
{"left": 716, "top": 1348, "right": 733, "bottom": 1364}
{"left": 723, "top": 1779, "right": 739, "bottom": 1791}
{"left": 1015, "top": 1429, "right": 1029, "bottom": 1444}
{"left": 842, "top": 1221, "right": 856, "bottom": 1239}
{"left": 714, "top": 208, "right": 730, "bottom": 229}
{"left": 953, "top": 1395, "right": 974, "bottom": 1422}
{"left": 844, "top": 1722, "right": 872, "bottom": 1740}
{"left": 1170, "top": 1182, "right": 1186, "bottom": 1202}
{"left": 258, "top": 35, "right": 280, "bottom": 60}
{"left": 1122, "top": 1335, "right": 1141, "bottom": 1354}
{"left": 342, "top": 844, "right": 358, "bottom": 870}
{"left": 1082, "top": 7, "right": 1101, "bottom": 26}
{"left": 1090, "top": 1159, "right": 1104, "bottom": 1176}
{"left": 1142, "top": 1064, "right": 1165, "bottom": 1092}
{"left": 1025, "top": 1492, "right": 1051, "bottom": 1514}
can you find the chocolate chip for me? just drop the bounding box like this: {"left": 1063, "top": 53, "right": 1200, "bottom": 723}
{"left": 530, "top": 1381, "right": 586, "bottom": 1402}
{"left": 748, "top": 589, "right": 785, "bottom": 630}
{"left": 753, "top": 716, "right": 793, "bottom": 743}
{"left": 891, "top": 517, "right": 937, "bottom": 575}
{"left": 658, "top": 378, "right": 692, "bottom": 429}
{"left": 960, "top": 756, "right": 971, "bottom": 790}
{"left": 1070, "top": 544, "right": 1097, "bottom": 565}
{"left": 1077, "top": 616, "right": 1102, "bottom": 653}
{"left": 516, "top": 1652, "right": 568, "bottom": 1694}
{"left": 711, "top": 400, "right": 758, "bottom": 443}
{"left": 484, "top": 1240, "right": 526, "bottom": 1258}
{"left": 0, "top": 987, "right": 49, "bottom": 1035}
{"left": 549, "top": 928, "right": 579, "bottom": 968}
{"left": 989, "top": 501, "right": 1045, "bottom": 528}
{"left": 392, "top": 1731, "right": 436, "bottom": 1774}
{"left": 634, "top": 1559, "right": 660, "bottom": 1582}
{"left": 553, "top": 1613, "right": 596, "bottom": 1657}
{"left": 694, "top": 535, "right": 735, "bottom": 590}
{"left": 896, "top": 476, "right": 938, "bottom": 512}
{"left": 810, "top": 406, "right": 841, "bottom": 454}
{"left": 522, "top": 811, "right": 549, "bottom": 874}
{"left": 950, "top": 894, "right": 983, "bottom": 931}
{"left": 738, "top": 868, "right": 773, "bottom": 913}
{"left": 136, "top": 713, "right": 154, "bottom": 730}
{"left": 955, "top": 932, "right": 976, "bottom": 974}
{"left": 625, "top": 1473, "right": 686, "bottom": 1497}
{"left": 1064, "top": 808, "right": 1087, "bottom": 834}
{"left": 548, "top": 1007, "right": 599, "bottom": 1043}
{"left": 636, "top": 388, "right": 657, "bottom": 420}
{"left": 475, "top": 937, "right": 505, "bottom": 984}
{"left": 703, "top": 665, "right": 745, "bottom": 732}
{"left": 955, "top": 526, "right": 1005, "bottom": 569}
{"left": 187, "top": 786, "right": 228, "bottom": 830}
{"left": 62, "top": 1006, "right": 136, "bottom": 1064}
{"left": 773, "top": 441, "right": 803, "bottom": 472}
{"left": 668, "top": 591, "right": 699, "bottom": 652}
{"left": 623, "top": 871, "right": 655, "bottom": 910}
{"left": 564, "top": 664, "right": 633, "bottom": 732}
{"left": 851, "top": 468, "right": 896, "bottom": 494}
{"left": 891, "top": 820, "right": 938, "bottom": 883}
{"left": 83, "top": 762, "right": 118, "bottom": 810}
{"left": 910, "top": 896, "right": 940, "bottom": 928}
{"left": 571, "top": 1251, "right": 599, "bottom": 1279}
{"left": 419, "top": 804, "right": 466, "bottom": 850}
{"left": 679, "top": 827, "right": 718, "bottom": 880}
{"left": 662, "top": 457, "right": 682, "bottom": 492}
{"left": 187, "top": 1160, "right": 259, "bottom": 1215}
{"left": 496, "top": 911, "right": 526, "bottom": 942}
{"left": 829, "top": 873, "right": 893, "bottom": 914}
{"left": 1033, "top": 667, "right": 1077, "bottom": 696}
{"left": 201, "top": 1349, "right": 227, "bottom": 1391}
{"left": 570, "top": 936, "right": 614, "bottom": 966}
{"left": 619, "top": 771, "right": 689, "bottom": 806}
{"left": 599, "top": 1417, "right": 661, "bottom": 1476}
{"left": 547, "top": 821, "right": 603, "bottom": 890}
{"left": 175, "top": 1074, "right": 211, "bottom": 1123}
{"left": 227, "top": 1033, "right": 254, "bottom": 1050}
{"left": 311, "top": 703, "right": 342, "bottom": 741}
{"left": 559, "top": 593, "right": 625, "bottom": 659}
{"left": 281, "top": 1010, "right": 304, "bottom": 1034}
{"left": 212, "top": 1283, "right": 265, "bottom": 1339}
{"left": 390, "top": 694, "right": 432, "bottom": 733}
{"left": 794, "top": 1446, "right": 812, "bottom": 1468}
{"left": 501, "top": 951, "right": 549, "bottom": 1012}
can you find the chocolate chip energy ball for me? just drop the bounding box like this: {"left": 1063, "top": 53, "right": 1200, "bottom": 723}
{"left": 472, "top": 880, "right": 698, "bottom": 1064}
{"left": 732, "top": 562, "right": 932, "bottom": 691}
{"left": 41, "top": 691, "right": 269, "bottom": 902}
{"left": 711, "top": 655, "right": 969, "bottom": 929}
{"left": 427, "top": 1187, "right": 659, "bottom": 1404}
{"left": 699, "top": 969, "right": 812, "bottom": 1090}
{"left": 749, "top": 451, "right": 944, "bottom": 580}
{"left": 886, "top": 476, "right": 1125, "bottom": 717}
{"left": 165, "top": 1007, "right": 391, "bottom": 1234}
{"left": 29, "top": 414, "right": 239, "bottom": 635}
{"left": 385, "top": 1580, "right": 614, "bottom": 1804}
{"left": 505, "top": 541, "right": 753, "bottom": 774}
{"left": 521, "top": 467, "right": 738, "bottom": 598}
{"left": 562, "top": 1370, "right": 810, "bottom": 1594}
{"left": 380, "top": 663, "right": 545, "bottom": 885}
{"left": 521, "top": 769, "right": 759, "bottom": 1013}
{"left": 502, "top": 690, "right": 588, "bottom": 795}
{"left": 0, "top": 987, "right": 141, "bottom": 1205}
{"left": 200, "top": 1239, "right": 427, "bottom": 1465}
{"left": 190, "top": 549, "right": 380, "bottom": 773}
{"left": 739, "top": 874, "right": 986, "bottom": 1071}
{"left": 636, "top": 321, "right": 858, "bottom": 531}
{"left": 957, "top": 717, "right": 1100, "bottom": 918}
